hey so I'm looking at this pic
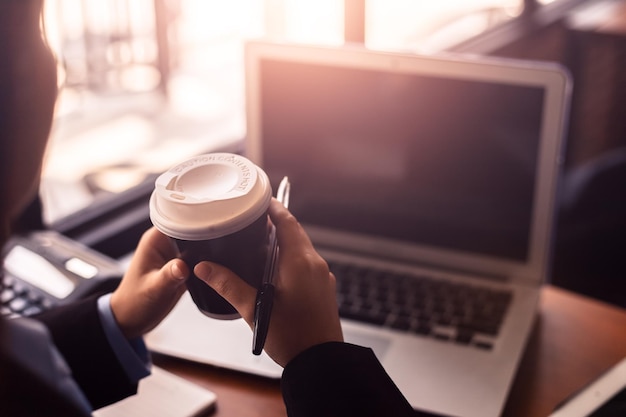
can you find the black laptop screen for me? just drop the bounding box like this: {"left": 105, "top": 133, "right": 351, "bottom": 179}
{"left": 258, "top": 59, "right": 545, "bottom": 262}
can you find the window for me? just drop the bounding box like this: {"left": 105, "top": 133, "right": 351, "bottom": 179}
{"left": 42, "top": 0, "right": 266, "bottom": 223}
{"left": 365, "top": 0, "right": 523, "bottom": 53}
{"left": 39, "top": 0, "right": 575, "bottom": 229}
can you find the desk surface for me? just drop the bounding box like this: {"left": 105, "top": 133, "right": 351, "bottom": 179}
{"left": 155, "top": 285, "right": 626, "bottom": 417}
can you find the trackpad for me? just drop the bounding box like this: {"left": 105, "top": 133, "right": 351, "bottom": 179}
{"left": 343, "top": 328, "right": 391, "bottom": 360}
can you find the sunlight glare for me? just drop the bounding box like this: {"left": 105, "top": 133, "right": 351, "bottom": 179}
{"left": 282, "top": 0, "right": 344, "bottom": 45}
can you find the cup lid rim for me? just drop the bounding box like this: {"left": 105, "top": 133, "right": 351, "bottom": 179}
{"left": 149, "top": 153, "right": 272, "bottom": 240}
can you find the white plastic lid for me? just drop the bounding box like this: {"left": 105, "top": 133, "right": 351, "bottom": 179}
{"left": 149, "top": 153, "right": 272, "bottom": 240}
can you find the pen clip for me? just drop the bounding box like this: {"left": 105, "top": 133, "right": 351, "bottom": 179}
{"left": 276, "top": 176, "right": 290, "bottom": 210}
{"left": 252, "top": 176, "right": 290, "bottom": 355}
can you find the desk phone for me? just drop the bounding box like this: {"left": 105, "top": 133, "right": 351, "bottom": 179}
{"left": 1, "top": 231, "right": 123, "bottom": 317}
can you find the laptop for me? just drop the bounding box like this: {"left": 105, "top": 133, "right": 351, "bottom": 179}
{"left": 146, "top": 41, "right": 571, "bottom": 417}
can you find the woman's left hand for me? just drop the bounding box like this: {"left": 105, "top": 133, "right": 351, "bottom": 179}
{"left": 110, "top": 227, "right": 189, "bottom": 339}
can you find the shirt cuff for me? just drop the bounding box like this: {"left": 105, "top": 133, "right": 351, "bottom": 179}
{"left": 97, "top": 293, "right": 151, "bottom": 383}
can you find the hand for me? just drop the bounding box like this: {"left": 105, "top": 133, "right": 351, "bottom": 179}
{"left": 110, "top": 227, "right": 189, "bottom": 339}
{"left": 194, "top": 199, "right": 344, "bottom": 367}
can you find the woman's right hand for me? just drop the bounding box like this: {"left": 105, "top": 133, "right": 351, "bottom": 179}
{"left": 194, "top": 198, "right": 344, "bottom": 367}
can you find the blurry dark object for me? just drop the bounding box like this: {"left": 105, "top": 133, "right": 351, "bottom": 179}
{"left": 11, "top": 196, "right": 45, "bottom": 235}
{"left": 553, "top": 147, "right": 626, "bottom": 308}
{"left": 562, "top": 0, "right": 626, "bottom": 169}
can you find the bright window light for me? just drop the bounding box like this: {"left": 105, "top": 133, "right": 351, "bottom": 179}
{"left": 366, "top": 0, "right": 523, "bottom": 53}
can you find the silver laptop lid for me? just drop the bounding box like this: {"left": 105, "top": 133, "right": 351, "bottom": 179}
{"left": 245, "top": 41, "right": 571, "bottom": 285}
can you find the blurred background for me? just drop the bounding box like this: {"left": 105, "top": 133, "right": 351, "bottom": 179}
{"left": 31, "top": 0, "right": 625, "bottom": 306}
{"left": 40, "top": 0, "right": 559, "bottom": 223}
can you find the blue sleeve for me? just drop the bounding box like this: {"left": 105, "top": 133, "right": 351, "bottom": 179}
{"left": 97, "top": 294, "right": 151, "bottom": 383}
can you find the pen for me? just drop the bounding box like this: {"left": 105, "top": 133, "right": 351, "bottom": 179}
{"left": 252, "top": 176, "right": 290, "bottom": 355}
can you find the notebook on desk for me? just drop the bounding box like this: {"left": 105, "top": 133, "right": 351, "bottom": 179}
{"left": 147, "top": 41, "right": 571, "bottom": 417}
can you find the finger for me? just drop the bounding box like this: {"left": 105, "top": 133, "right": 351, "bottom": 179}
{"left": 139, "top": 227, "right": 178, "bottom": 260}
{"left": 268, "top": 199, "right": 315, "bottom": 253}
{"left": 159, "top": 258, "right": 189, "bottom": 289}
{"left": 194, "top": 261, "right": 257, "bottom": 323}
{"left": 151, "top": 259, "right": 188, "bottom": 314}
{"left": 110, "top": 258, "right": 188, "bottom": 339}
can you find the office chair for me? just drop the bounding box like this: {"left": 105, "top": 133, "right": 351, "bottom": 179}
{"left": 552, "top": 147, "right": 626, "bottom": 308}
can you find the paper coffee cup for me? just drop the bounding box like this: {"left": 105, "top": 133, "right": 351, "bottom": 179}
{"left": 149, "top": 153, "right": 272, "bottom": 319}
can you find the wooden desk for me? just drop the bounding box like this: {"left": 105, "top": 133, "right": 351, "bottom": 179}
{"left": 154, "top": 285, "right": 626, "bottom": 417}
{"left": 502, "top": 285, "right": 626, "bottom": 417}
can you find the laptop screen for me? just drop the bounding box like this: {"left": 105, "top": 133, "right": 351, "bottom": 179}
{"left": 257, "top": 59, "right": 545, "bottom": 263}
{"left": 245, "top": 42, "right": 570, "bottom": 279}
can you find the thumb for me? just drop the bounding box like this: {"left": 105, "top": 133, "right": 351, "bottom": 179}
{"left": 155, "top": 259, "right": 189, "bottom": 300}
{"left": 194, "top": 261, "right": 257, "bottom": 323}
{"left": 141, "top": 259, "right": 188, "bottom": 330}
{"left": 111, "top": 258, "right": 189, "bottom": 339}
{"left": 155, "top": 258, "right": 189, "bottom": 293}
{"left": 144, "top": 258, "right": 188, "bottom": 307}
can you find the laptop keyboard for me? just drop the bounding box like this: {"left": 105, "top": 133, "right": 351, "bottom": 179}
{"left": 329, "top": 260, "right": 512, "bottom": 350}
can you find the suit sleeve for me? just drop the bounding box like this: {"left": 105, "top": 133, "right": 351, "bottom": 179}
{"left": 281, "top": 342, "right": 415, "bottom": 417}
{"left": 34, "top": 295, "right": 139, "bottom": 409}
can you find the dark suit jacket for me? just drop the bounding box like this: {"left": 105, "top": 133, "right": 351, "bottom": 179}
{"left": 2, "top": 300, "right": 414, "bottom": 417}
{"left": 0, "top": 296, "right": 137, "bottom": 417}
{"left": 282, "top": 342, "right": 415, "bottom": 417}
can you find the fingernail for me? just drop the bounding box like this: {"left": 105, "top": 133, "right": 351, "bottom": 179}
{"left": 171, "top": 262, "right": 186, "bottom": 281}
{"left": 194, "top": 263, "right": 212, "bottom": 281}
